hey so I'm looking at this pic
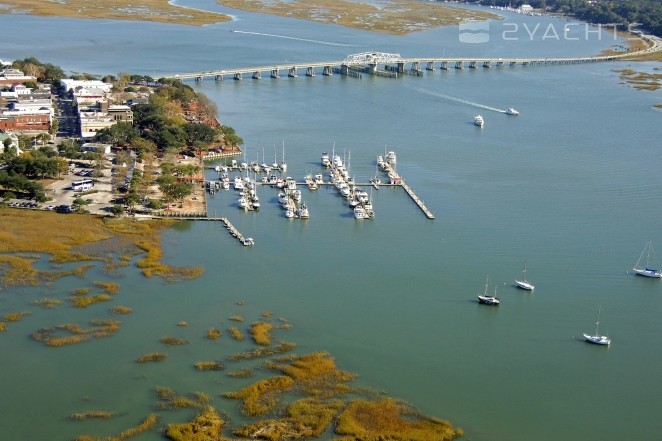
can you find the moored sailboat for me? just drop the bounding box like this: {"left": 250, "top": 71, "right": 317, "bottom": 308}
{"left": 583, "top": 307, "right": 611, "bottom": 346}
{"left": 515, "top": 263, "right": 535, "bottom": 291}
{"left": 632, "top": 240, "right": 662, "bottom": 278}
{"left": 477, "top": 276, "right": 500, "bottom": 305}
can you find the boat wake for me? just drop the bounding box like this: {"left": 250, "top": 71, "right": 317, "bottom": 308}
{"left": 406, "top": 85, "right": 507, "bottom": 113}
{"left": 231, "top": 30, "right": 355, "bottom": 47}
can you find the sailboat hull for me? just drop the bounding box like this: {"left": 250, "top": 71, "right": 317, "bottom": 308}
{"left": 515, "top": 280, "right": 535, "bottom": 290}
{"left": 583, "top": 334, "right": 611, "bottom": 345}
{"left": 633, "top": 268, "right": 662, "bottom": 278}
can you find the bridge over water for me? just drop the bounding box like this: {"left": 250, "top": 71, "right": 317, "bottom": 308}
{"left": 157, "top": 34, "right": 660, "bottom": 82}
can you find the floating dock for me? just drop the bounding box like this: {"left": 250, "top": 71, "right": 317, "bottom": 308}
{"left": 220, "top": 217, "right": 254, "bottom": 246}
{"left": 400, "top": 178, "right": 435, "bottom": 219}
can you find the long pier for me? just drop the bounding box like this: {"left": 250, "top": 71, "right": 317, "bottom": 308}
{"left": 157, "top": 35, "right": 660, "bottom": 82}
{"left": 400, "top": 178, "right": 435, "bottom": 219}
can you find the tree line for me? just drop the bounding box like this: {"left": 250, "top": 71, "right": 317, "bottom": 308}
{"left": 482, "top": 0, "right": 662, "bottom": 37}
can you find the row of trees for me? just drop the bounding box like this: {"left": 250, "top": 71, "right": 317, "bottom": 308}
{"left": 483, "top": 0, "right": 662, "bottom": 37}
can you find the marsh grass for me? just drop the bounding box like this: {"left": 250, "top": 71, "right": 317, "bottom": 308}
{"left": 229, "top": 315, "right": 244, "bottom": 322}
{"left": 261, "top": 311, "right": 273, "bottom": 319}
{"left": 164, "top": 406, "right": 225, "bottom": 441}
{"left": 71, "top": 287, "right": 91, "bottom": 296}
{"left": 207, "top": 327, "right": 221, "bottom": 340}
{"left": 112, "top": 306, "right": 133, "bottom": 314}
{"left": 155, "top": 387, "right": 210, "bottom": 409}
{"left": 73, "top": 413, "right": 158, "bottom": 441}
{"left": 136, "top": 353, "right": 167, "bottom": 363}
{"left": 177, "top": 321, "right": 188, "bottom": 327}
{"left": 613, "top": 68, "right": 662, "bottom": 91}
{"left": 335, "top": 398, "right": 463, "bottom": 440}
{"left": 31, "top": 298, "right": 63, "bottom": 309}
{"left": 229, "top": 342, "right": 297, "bottom": 361}
{"left": 0, "top": 0, "right": 231, "bottom": 26}
{"left": 70, "top": 411, "right": 117, "bottom": 421}
{"left": 93, "top": 281, "right": 120, "bottom": 294}
{"left": 3, "top": 311, "right": 31, "bottom": 322}
{"left": 194, "top": 361, "right": 225, "bottom": 371}
{"left": 160, "top": 336, "right": 189, "bottom": 346}
{"left": 228, "top": 326, "right": 244, "bottom": 341}
{"left": 227, "top": 369, "right": 253, "bottom": 378}
{"left": 0, "top": 210, "right": 202, "bottom": 287}
{"left": 250, "top": 322, "right": 273, "bottom": 346}
{"left": 70, "top": 294, "right": 113, "bottom": 308}
{"left": 32, "top": 320, "right": 120, "bottom": 347}
{"left": 217, "top": 0, "right": 497, "bottom": 34}
{"left": 224, "top": 376, "right": 295, "bottom": 416}
{"left": 233, "top": 398, "right": 343, "bottom": 439}
{"left": 0, "top": 322, "right": 6, "bottom": 332}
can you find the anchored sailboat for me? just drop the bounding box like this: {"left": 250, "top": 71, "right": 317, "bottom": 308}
{"left": 583, "top": 307, "right": 611, "bottom": 346}
{"left": 632, "top": 240, "right": 662, "bottom": 278}
{"left": 477, "top": 276, "right": 500, "bottom": 305}
{"left": 515, "top": 263, "right": 535, "bottom": 291}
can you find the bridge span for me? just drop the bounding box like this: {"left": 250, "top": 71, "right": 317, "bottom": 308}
{"left": 157, "top": 36, "right": 661, "bottom": 82}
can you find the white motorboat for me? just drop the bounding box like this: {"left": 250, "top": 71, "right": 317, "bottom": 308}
{"left": 237, "top": 197, "right": 248, "bottom": 209}
{"left": 583, "top": 307, "right": 611, "bottom": 346}
{"left": 278, "top": 192, "right": 289, "bottom": 205}
{"left": 385, "top": 151, "right": 396, "bottom": 164}
{"left": 506, "top": 108, "right": 520, "bottom": 116}
{"left": 354, "top": 206, "right": 367, "bottom": 220}
{"left": 515, "top": 263, "right": 535, "bottom": 291}
{"left": 371, "top": 176, "right": 381, "bottom": 189}
{"left": 314, "top": 173, "right": 324, "bottom": 185}
{"left": 297, "top": 202, "right": 309, "bottom": 219}
{"left": 233, "top": 176, "right": 244, "bottom": 191}
{"left": 285, "top": 207, "right": 295, "bottom": 218}
{"left": 632, "top": 240, "right": 662, "bottom": 278}
{"left": 474, "top": 115, "right": 484, "bottom": 127}
{"left": 477, "top": 276, "right": 500, "bottom": 305}
{"left": 321, "top": 152, "right": 330, "bottom": 167}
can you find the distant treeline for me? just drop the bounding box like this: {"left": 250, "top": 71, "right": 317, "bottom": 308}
{"left": 478, "top": 0, "right": 662, "bottom": 37}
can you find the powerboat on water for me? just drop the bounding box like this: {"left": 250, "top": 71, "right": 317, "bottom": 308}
{"left": 506, "top": 108, "right": 520, "bottom": 116}
{"left": 474, "top": 115, "right": 484, "bottom": 127}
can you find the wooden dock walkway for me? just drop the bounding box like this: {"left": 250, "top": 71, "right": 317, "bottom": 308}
{"left": 220, "top": 217, "right": 254, "bottom": 246}
{"left": 400, "top": 178, "right": 435, "bottom": 219}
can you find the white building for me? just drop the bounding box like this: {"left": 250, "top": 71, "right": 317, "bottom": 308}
{"left": 79, "top": 111, "right": 117, "bottom": 139}
{"left": 0, "top": 131, "right": 21, "bottom": 155}
{"left": 60, "top": 79, "right": 113, "bottom": 96}
{"left": 81, "top": 142, "right": 112, "bottom": 155}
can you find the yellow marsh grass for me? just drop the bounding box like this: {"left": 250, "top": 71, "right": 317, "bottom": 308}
{"left": 93, "top": 281, "right": 120, "bottom": 294}
{"left": 228, "top": 326, "right": 244, "bottom": 341}
{"left": 194, "top": 361, "right": 225, "bottom": 371}
{"left": 261, "top": 311, "right": 273, "bottom": 319}
{"left": 160, "top": 336, "right": 189, "bottom": 346}
{"left": 233, "top": 398, "right": 343, "bottom": 439}
{"left": 177, "top": 321, "right": 188, "bottom": 327}
{"left": 227, "top": 369, "right": 253, "bottom": 378}
{"left": 0, "top": 0, "right": 230, "bottom": 26}
{"left": 155, "top": 386, "right": 210, "bottom": 409}
{"left": 70, "top": 294, "right": 113, "bottom": 308}
{"left": 71, "top": 287, "right": 91, "bottom": 296}
{"left": 335, "top": 397, "right": 463, "bottom": 441}
{"left": 0, "top": 210, "right": 202, "bottom": 286}
{"left": 74, "top": 413, "right": 158, "bottom": 441}
{"left": 164, "top": 406, "right": 225, "bottom": 441}
{"left": 250, "top": 322, "right": 273, "bottom": 346}
{"left": 229, "top": 342, "right": 297, "bottom": 362}
{"left": 0, "top": 322, "right": 6, "bottom": 332}
{"left": 229, "top": 315, "right": 244, "bottom": 322}
{"left": 265, "top": 351, "right": 357, "bottom": 397}
{"left": 32, "top": 320, "right": 120, "bottom": 347}
{"left": 217, "top": 0, "right": 497, "bottom": 35}
{"left": 224, "top": 376, "right": 295, "bottom": 416}
{"left": 112, "top": 305, "right": 133, "bottom": 314}
{"left": 207, "top": 327, "right": 221, "bottom": 340}
{"left": 136, "top": 352, "right": 167, "bottom": 363}
{"left": 70, "top": 411, "right": 117, "bottom": 421}
{"left": 3, "top": 311, "right": 31, "bottom": 322}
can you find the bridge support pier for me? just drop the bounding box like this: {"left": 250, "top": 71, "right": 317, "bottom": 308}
{"left": 252, "top": 71, "right": 261, "bottom": 79}
{"left": 233, "top": 73, "right": 242, "bottom": 80}
{"left": 426, "top": 62, "right": 435, "bottom": 71}
{"left": 496, "top": 61, "right": 504, "bottom": 67}
{"left": 397, "top": 62, "right": 405, "bottom": 73}
{"left": 368, "top": 63, "right": 377, "bottom": 74}
{"left": 455, "top": 61, "right": 463, "bottom": 69}
{"left": 288, "top": 67, "right": 297, "bottom": 77}
{"left": 469, "top": 61, "right": 477, "bottom": 69}
{"left": 195, "top": 76, "right": 203, "bottom": 82}
{"left": 510, "top": 61, "right": 517, "bottom": 66}
{"left": 323, "top": 65, "right": 333, "bottom": 76}
{"left": 483, "top": 61, "right": 491, "bottom": 68}
{"left": 306, "top": 67, "right": 315, "bottom": 77}
{"left": 340, "top": 64, "right": 349, "bottom": 75}
{"left": 441, "top": 61, "right": 449, "bottom": 70}
{"left": 271, "top": 69, "right": 280, "bottom": 79}
{"left": 411, "top": 61, "right": 420, "bottom": 72}
{"left": 215, "top": 75, "right": 223, "bottom": 81}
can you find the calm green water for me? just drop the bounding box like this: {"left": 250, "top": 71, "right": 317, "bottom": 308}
{"left": 1, "top": 1, "right": 661, "bottom": 440}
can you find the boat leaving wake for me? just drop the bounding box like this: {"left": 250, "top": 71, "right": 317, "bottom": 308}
{"left": 231, "top": 30, "right": 355, "bottom": 47}
{"left": 406, "top": 85, "right": 507, "bottom": 113}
